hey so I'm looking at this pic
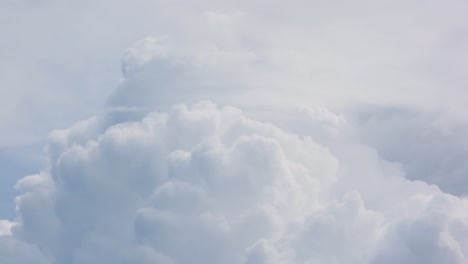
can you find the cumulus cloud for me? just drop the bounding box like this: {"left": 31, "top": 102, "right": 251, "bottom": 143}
{"left": 2, "top": 2, "right": 468, "bottom": 263}
{"left": 2, "top": 49, "right": 468, "bottom": 261}
{"left": 13, "top": 99, "right": 339, "bottom": 263}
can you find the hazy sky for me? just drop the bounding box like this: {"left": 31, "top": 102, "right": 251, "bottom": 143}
{"left": 1, "top": 1, "right": 468, "bottom": 263}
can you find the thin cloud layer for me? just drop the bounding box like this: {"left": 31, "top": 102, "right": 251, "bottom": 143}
{"left": 3, "top": 0, "right": 468, "bottom": 147}
{"left": 352, "top": 106, "right": 468, "bottom": 196}
{"left": 0, "top": 220, "right": 13, "bottom": 236}
{"left": 1, "top": 39, "right": 468, "bottom": 263}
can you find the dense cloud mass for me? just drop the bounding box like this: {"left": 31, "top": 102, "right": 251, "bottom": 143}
{"left": 0, "top": 39, "right": 468, "bottom": 264}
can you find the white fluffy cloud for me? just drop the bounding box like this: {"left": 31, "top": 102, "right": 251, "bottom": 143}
{"left": 2, "top": 2, "right": 468, "bottom": 263}
{"left": 11, "top": 99, "right": 335, "bottom": 263}
{"left": 5, "top": 96, "right": 468, "bottom": 263}
{"left": 2, "top": 40, "right": 468, "bottom": 262}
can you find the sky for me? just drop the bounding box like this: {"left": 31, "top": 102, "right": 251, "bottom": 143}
{"left": 1, "top": 0, "right": 468, "bottom": 263}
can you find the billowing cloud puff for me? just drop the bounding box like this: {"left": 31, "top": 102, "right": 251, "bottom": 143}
{"left": 1, "top": 97, "right": 467, "bottom": 263}
{"left": 108, "top": 36, "right": 261, "bottom": 109}
{"left": 12, "top": 100, "right": 336, "bottom": 263}
{"left": 2, "top": 37, "right": 468, "bottom": 264}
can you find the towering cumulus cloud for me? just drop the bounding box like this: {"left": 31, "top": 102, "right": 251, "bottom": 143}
{"left": 2, "top": 38, "right": 468, "bottom": 264}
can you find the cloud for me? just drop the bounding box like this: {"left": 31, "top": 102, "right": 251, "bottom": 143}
{"left": 0, "top": 220, "right": 13, "bottom": 236}
{"left": 11, "top": 99, "right": 339, "bottom": 263}
{"left": 2, "top": 1, "right": 468, "bottom": 262}
{"left": 371, "top": 194, "right": 468, "bottom": 264}
{"left": 3, "top": 87, "right": 468, "bottom": 263}
{"left": 0, "top": 235, "right": 50, "bottom": 264}
{"left": 2, "top": 0, "right": 468, "bottom": 148}
{"left": 352, "top": 106, "right": 468, "bottom": 196}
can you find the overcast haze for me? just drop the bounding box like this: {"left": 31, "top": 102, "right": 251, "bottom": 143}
{"left": 1, "top": 1, "right": 468, "bottom": 263}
